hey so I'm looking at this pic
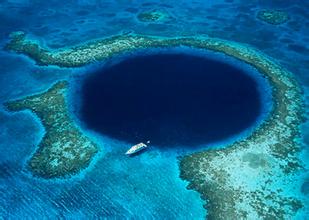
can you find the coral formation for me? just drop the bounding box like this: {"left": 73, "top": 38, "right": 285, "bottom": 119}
{"left": 5, "top": 32, "right": 305, "bottom": 218}
{"left": 257, "top": 9, "right": 289, "bottom": 25}
{"left": 4, "top": 81, "right": 98, "bottom": 178}
{"left": 137, "top": 10, "right": 170, "bottom": 22}
{"left": 179, "top": 42, "right": 305, "bottom": 219}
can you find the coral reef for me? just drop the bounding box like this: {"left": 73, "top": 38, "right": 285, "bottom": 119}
{"left": 257, "top": 9, "right": 289, "bottom": 25}
{"left": 179, "top": 43, "right": 305, "bottom": 219}
{"left": 137, "top": 10, "right": 170, "bottom": 22}
{"left": 4, "top": 81, "right": 98, "bottom": 179}
{"left": 5, "top": 32, "right": 305, "bottom": 218}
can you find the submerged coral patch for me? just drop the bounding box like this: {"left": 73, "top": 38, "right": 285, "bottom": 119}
{"left": 257, "top": 9, "right": 289, "bottom": 25}
{"left": 137, "top": 10, "right": 170, "bottom": 22}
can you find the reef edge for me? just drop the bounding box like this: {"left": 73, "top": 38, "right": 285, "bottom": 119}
{"left": 4, "top": 81, "right": 99, "bottom": 179}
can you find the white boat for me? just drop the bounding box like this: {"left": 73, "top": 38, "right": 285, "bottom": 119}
{"left": 126, "top": 141, "right": 150, "bottom": 155}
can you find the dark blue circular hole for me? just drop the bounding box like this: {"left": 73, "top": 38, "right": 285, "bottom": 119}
{"left": 79, "top": 53, "right": 262, "bottom": 147}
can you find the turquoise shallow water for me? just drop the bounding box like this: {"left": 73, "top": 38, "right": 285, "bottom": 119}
{"left": 0, "top": 0, "right": 308, "bottom": 218}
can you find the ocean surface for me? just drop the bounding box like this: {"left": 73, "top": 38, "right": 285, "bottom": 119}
{"left": 0, "top": 0, "right": 308, "bottom": 219}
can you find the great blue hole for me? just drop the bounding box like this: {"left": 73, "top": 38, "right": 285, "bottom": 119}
{"left": 79, "top": 53, "right": 263, "bottom": 148}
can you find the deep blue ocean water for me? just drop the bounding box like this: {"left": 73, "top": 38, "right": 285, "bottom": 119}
{"left": 80, "top": 53, "right": 261, "bottom": 148}
{"left": 0, "top": 0, "right": 308, "bottom": 219}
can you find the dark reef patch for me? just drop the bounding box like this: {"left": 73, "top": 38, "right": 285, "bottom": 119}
{"left": 137, "top": 10, "right": 170, "bottom": 22}
{"left": 79, "top": 53, "right": 262, "bottom": 147}
{"left": 257, "top": 9, "right": 289, "bottom": 25}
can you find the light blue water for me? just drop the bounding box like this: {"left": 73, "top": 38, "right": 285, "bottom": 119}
{"left": 0, "top": 0, "right": 308, "bottom": 218}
